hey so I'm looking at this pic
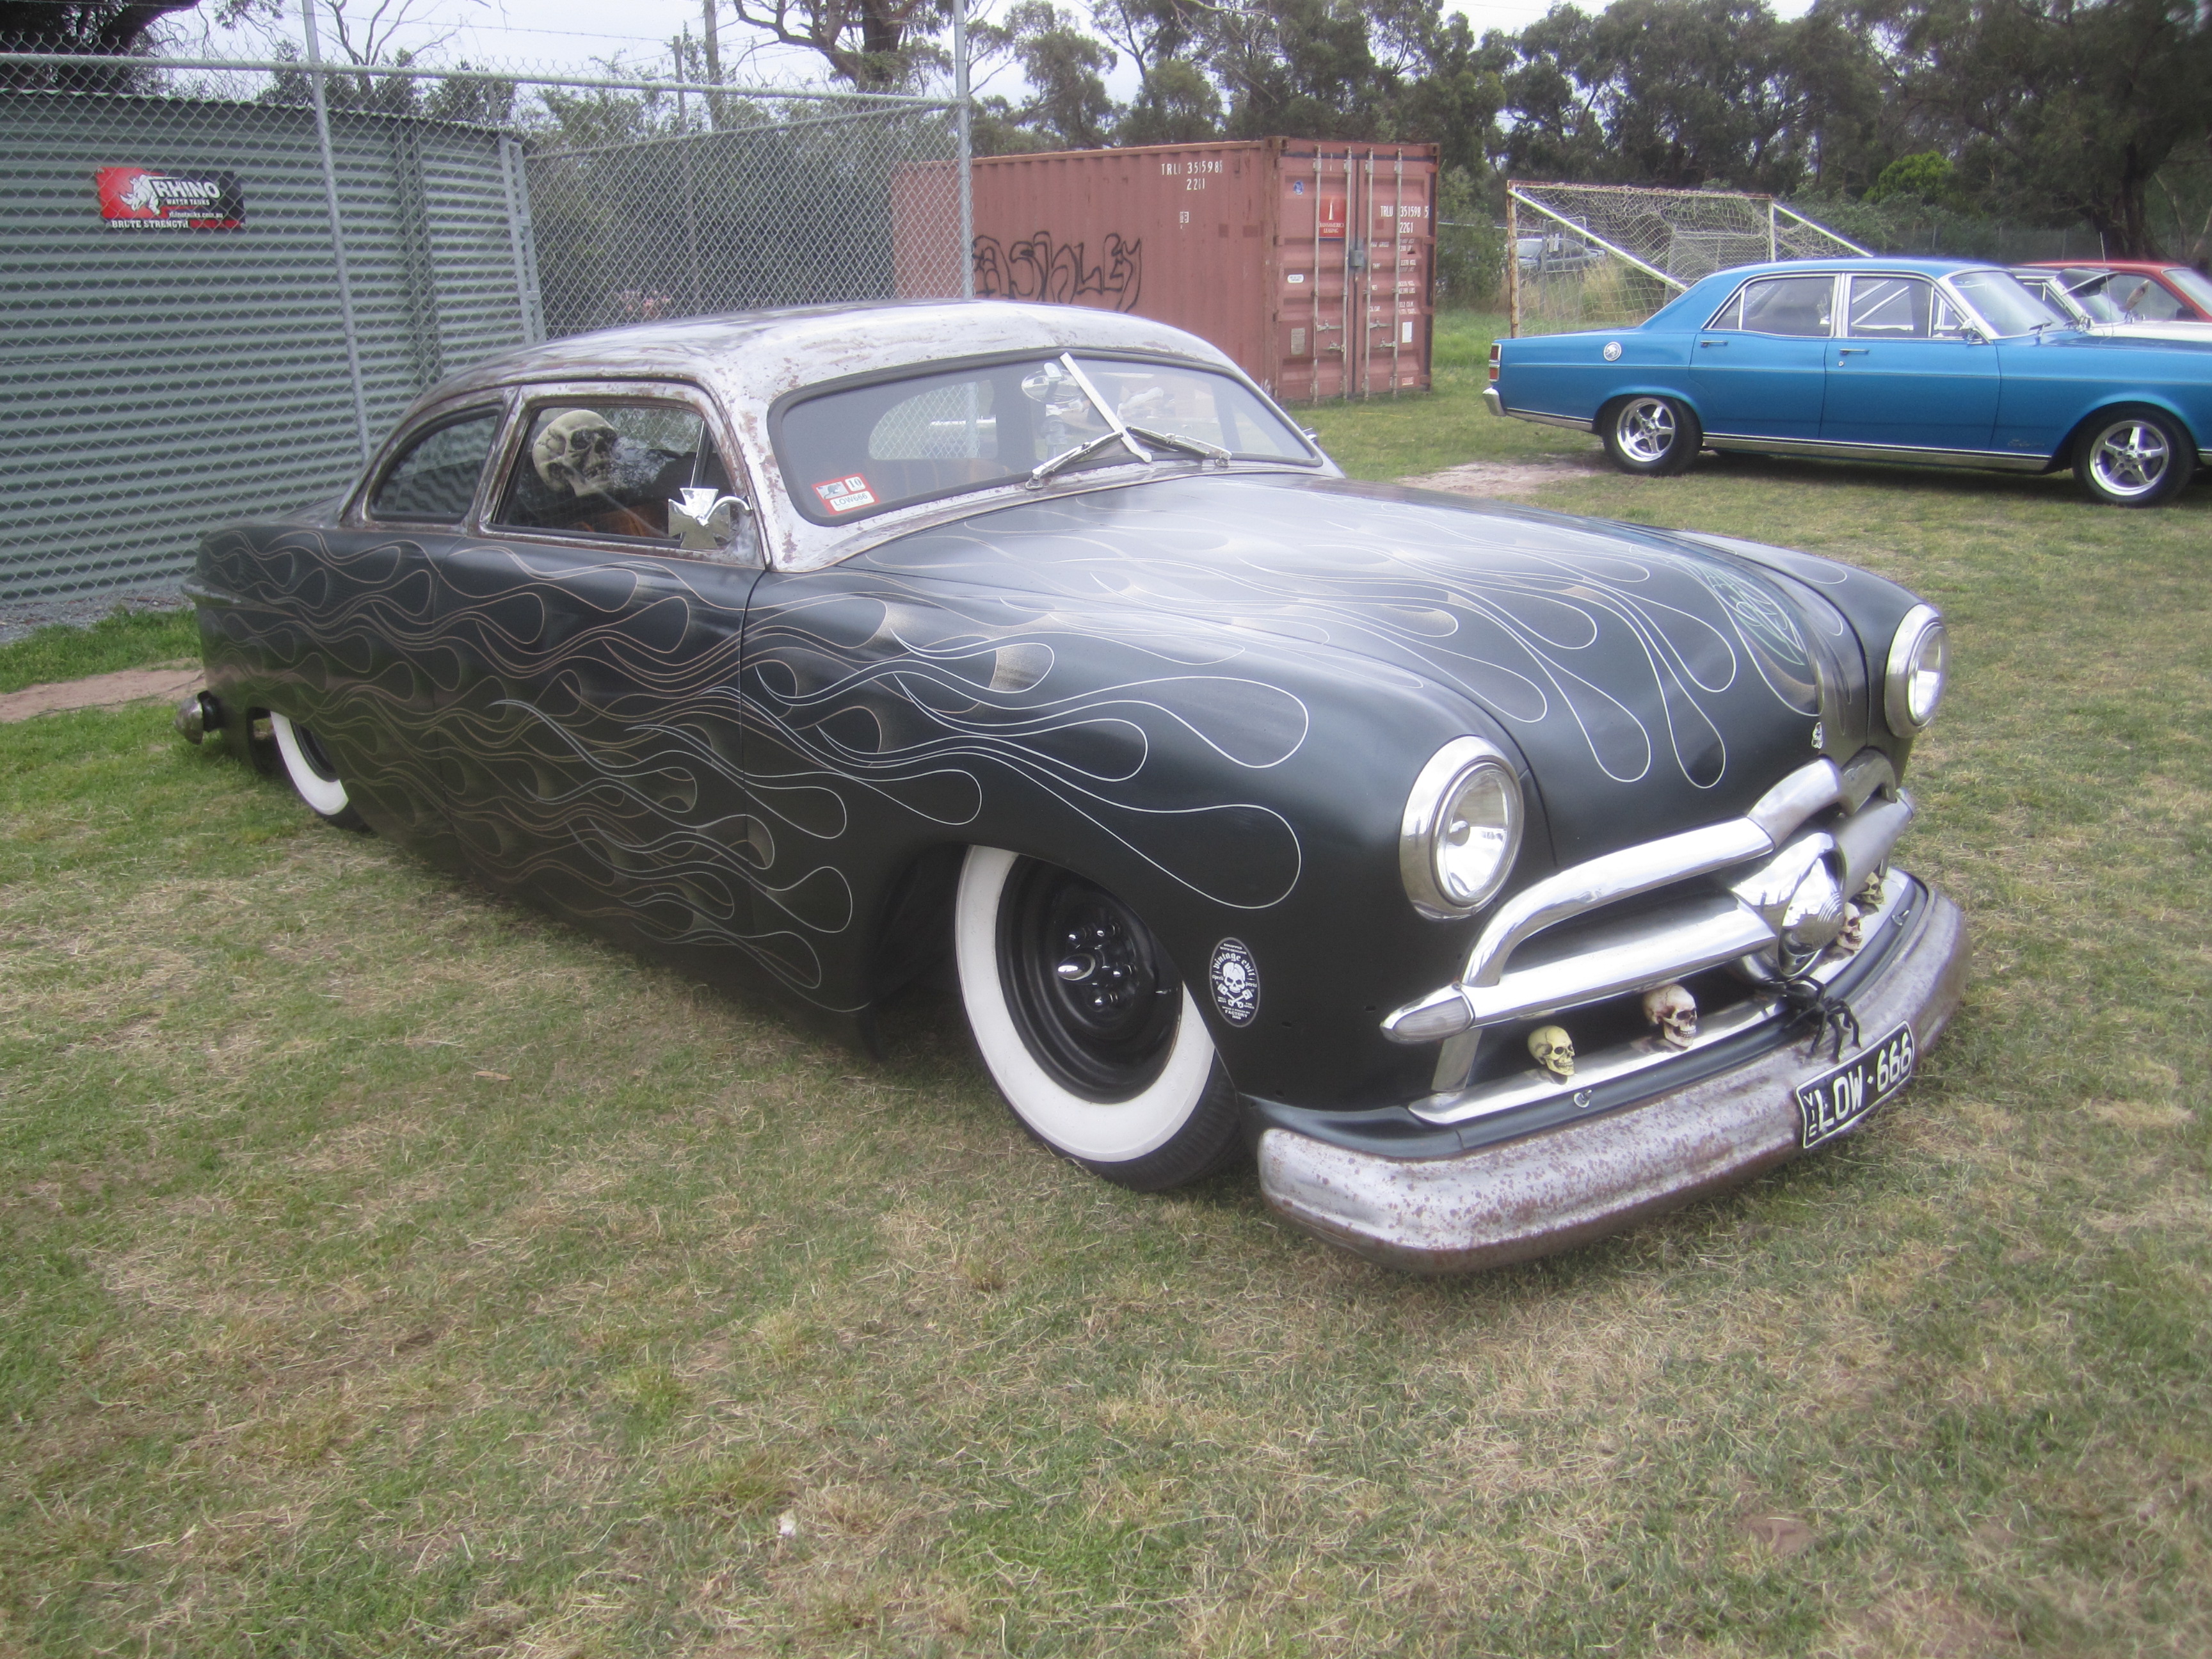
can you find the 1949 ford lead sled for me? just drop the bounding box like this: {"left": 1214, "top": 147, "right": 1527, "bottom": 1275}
{"left": 177, "top": 300, "right": 1968, "bottom": 1272}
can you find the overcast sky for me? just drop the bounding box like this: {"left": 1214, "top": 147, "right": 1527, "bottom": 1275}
{"left": 167, "top": 0, "right": 1818, "bottom": 89}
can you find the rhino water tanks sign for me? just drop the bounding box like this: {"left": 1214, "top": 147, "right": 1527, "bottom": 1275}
{"left": 95, "top": 166, "right": 244, "bottom": 228}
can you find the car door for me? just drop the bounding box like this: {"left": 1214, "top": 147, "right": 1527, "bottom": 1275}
{"left": 429, "top": 383, "right": 770, "bottom": 982}
{"left": 1820, "top": 274, "right": 2001, "bottom": 453}
{"left": 263, "top": 399, "right": 506, "bottom": 860}
{"left": 1687, "top": 272, "right": 1836, "bottom": 440}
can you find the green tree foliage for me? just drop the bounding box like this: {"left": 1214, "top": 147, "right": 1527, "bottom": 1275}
{"left": 1866, "top": 148, "right": 1952, "bottom": 204}
{"left": 1868, "top": 0, "right": 2212, "bottom": 255}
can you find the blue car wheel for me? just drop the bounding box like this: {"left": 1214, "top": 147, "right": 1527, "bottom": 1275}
{"left": 1601, "top": 395, "right": 1702, "bottom": 477}
{"left": 2074, "top": 408, "right": 2196, "bottom": 507}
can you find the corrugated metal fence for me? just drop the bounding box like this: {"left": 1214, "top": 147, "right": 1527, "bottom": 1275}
{"left": 1, "top": 57, "right": 963, "bottom": 607}
{"left": 1, "top": 87, "right": 533, "bottom": 604}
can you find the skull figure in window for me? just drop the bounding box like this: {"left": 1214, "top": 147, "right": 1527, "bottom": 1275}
{"left": 533, "top": 410, "right": 619, "bottom": 498}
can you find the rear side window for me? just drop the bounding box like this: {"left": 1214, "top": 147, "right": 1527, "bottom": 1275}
{"left": 369, "top": 412, "right": 499, "bottom": 521}
{"left": 491, "top": 401, "right": 733, "bottom": 544}
{"left": 1710, "top": 275, "right": 1834, "bottom": 338}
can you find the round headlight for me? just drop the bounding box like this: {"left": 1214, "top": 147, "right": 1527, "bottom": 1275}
{"left": 1401, "top": 737, "right": 1525, "bottom": 918}
{"left": 1884, "top": 604, "right": 1950, "bottom": 733}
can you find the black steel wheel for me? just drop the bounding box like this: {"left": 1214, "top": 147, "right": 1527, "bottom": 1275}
{"left": 954, "top": 847, "right": 1241, "bottom": 1190}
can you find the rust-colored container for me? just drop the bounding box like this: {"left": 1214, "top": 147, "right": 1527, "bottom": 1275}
{"left": 895, "top": 138, "right": 1436, "bottom": 401}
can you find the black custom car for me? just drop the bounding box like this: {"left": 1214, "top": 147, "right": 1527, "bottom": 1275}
{"left": 180, "top": 301, "right": 1968, "bottom": 1271}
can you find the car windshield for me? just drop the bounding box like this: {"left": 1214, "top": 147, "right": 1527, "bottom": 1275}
{"left": 774, "top": 354, "right": 1315, "bottom": 525}
{"left": 2165, "top": 266, "right": 2212, "bottom": 311}
{"left": 2055, "top": 276, "right": 2129, "bottom": 323}
{"left": 1950, "top": 269, "right": 2054, "bottom": 337}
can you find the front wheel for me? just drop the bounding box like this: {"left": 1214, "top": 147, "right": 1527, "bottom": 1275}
{"left": 954, "top": 847, "right": 1242, "bottom": 1191}
{"left": 269, "top": 711, "right": 368, "bottom": 830}
{"left": 1601, "top": 395, "right": 1702, "bottom": 476}
{"left": 2074, "top": 408, "right": 2195, "bottom": 506}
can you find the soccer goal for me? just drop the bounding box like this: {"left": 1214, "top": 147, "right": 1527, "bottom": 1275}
{"left": 1505, "top": 180, "right": 1867, "bottom": 335}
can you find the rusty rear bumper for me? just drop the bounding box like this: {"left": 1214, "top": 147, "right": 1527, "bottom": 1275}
{"left": 1256, "top": 887, "right": 1969, "bottom": 1274}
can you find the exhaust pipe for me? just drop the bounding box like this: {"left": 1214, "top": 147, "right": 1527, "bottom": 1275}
{"left": 173, "top": 689, "right": 223, "bottom": 744}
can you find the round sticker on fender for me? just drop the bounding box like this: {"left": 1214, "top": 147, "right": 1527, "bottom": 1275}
{"left": 1210, "top": 938, "right": 1260, "bottom": 1026}
{"left": 1603, "top": 341, "right": 1623, "bottom": 361}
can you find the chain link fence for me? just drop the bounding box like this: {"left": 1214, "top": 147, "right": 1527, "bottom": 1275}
{"left": 1, "top": 52, "right": 963, "bottom": 605}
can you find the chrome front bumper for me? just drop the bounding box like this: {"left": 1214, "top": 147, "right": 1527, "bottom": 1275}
{"left": 1258, "top": 878, "right": 1968, "bottom": 1274}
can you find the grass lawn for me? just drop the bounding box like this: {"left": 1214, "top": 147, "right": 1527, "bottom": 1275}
{"left": 3, "top": 321, "right": 2208, "bottom": 1656}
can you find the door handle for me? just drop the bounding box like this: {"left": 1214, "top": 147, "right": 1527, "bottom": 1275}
{"left": 1697, "top": 338, "right": 1729, "bottom": 348}
{"left": 1837, "top": 347, "right": 1871, "bottom": 358}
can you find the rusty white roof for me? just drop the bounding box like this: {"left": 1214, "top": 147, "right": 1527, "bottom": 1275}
{"left": 405, "top": 300, "right": 1263, "bottom": 571}
{"left": 421, "top": 300, "right": 1237, "bottom": 413}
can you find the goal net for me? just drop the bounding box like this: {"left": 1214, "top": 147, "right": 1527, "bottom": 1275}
{"left": 1506, "top": 181, "right": 1866, "bottom": 333}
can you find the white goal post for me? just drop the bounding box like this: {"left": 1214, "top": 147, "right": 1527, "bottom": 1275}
{"left": 1505, "top": 180, "right": 1869, "bottom": 335}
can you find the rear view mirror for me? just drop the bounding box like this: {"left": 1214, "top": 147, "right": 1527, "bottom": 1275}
{"left": 669, "top": 488, "right": 750, "bottom": 553}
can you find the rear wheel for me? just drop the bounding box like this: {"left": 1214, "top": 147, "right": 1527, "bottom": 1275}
{"left": 1601, "top": 395, "right": 1702, "bottom": 476}
{"left": 269, "top": 711, "right": 368, "bottom": 830}
{"left": 954, "top": 847, "right": 1241, "bottom": 1191}
{"left": 2074, "top": 408, "right": 2195, "bottom": 506}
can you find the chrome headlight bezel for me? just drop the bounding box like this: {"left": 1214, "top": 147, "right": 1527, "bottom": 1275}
{"left": 1400, "top": 736, "right": 1525, "bottom": 919}
{"left": 1884, "top": 604, "right": 1950, "bottom": 735}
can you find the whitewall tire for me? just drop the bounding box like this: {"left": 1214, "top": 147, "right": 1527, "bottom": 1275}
{"left": 954, "top": 846, "right": 1242, "bottom": 1190}
{"left": 269, "top": 711, "right": 368, "bottom": 830}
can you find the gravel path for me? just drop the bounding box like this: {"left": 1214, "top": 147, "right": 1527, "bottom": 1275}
{"left": 0, "top": 587, "right": 186, "bottom": 648}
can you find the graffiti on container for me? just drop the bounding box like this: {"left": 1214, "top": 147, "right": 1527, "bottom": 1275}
{"left": 972, "top": 231, "right": 1142, "bottom": 312}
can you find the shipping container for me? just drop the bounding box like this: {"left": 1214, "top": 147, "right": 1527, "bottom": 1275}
{"left": 894, "top": 138, "right": 1436, "bottom": 401}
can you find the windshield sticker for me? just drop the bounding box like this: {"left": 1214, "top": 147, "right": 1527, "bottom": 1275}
{"left": 812, "top": 474, "right": 877, "bottom": 514}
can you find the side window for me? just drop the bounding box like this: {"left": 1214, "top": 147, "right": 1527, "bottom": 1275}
{"left": 491, "top": 400, "right": 734, "bottom": 545}
{"left": 1735, "top": 275, "right": 1835, "bottom": 338}
{"left": 1930, "top": 293, "right": 1971, "bottom": 338}
{"left": 1847, "top": 275, "right": 1936, "bottom": 339}
{"left": 369, "top": 411, "right": 500, "bottom": 521}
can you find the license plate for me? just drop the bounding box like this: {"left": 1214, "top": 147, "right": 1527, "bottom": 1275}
{"left": 1796, "top": 1022, "right": 1916, "bottom": 1150}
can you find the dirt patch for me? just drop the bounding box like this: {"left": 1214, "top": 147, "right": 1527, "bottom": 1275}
{"left": 1397, "top": 454, "right": 1610, "bottom": 499}
{"left": 0, "top": 662, "right": 202, "bottom": 723}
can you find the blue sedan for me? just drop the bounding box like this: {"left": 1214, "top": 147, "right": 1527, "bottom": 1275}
{"left": 1487, "top": 258, "right": 2212, "bottom": 506}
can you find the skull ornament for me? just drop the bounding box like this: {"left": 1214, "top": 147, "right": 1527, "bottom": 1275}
{"left": 1853, "top": 868, "right": 1886, "bottom": 913}
{"left": 533, "top": 409, "right": 618, "bottom": 495}
{"left": 1831, "top": 903, "right": 1865, "bottom": 955}
{"left": 1641, "top": 982, "right": 1699, "bottom": 1050}
{"left": 1527, "top": 1025, "right": 1575, "bottom": 1082}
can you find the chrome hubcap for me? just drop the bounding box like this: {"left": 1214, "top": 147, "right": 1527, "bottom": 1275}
{"left": 1617, "top": 398, "right": 1676, "bottom": 463}
{"left": 2090, "top": 421, "right": 2170, "bottom": 498}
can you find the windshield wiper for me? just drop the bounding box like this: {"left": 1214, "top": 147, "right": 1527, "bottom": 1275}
{"left": 1028, "top": 429, "right": 1148, "bottom": 488}
{"left": 1124, "top": 424, "right": 1231, "bottom": 466}
{"left": 1026, "top": 353, "right": 1159, "bottom": 487}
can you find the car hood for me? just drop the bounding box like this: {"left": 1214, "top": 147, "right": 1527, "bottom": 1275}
{"left": 854, "top": 473, "right": 1841, "bottom": 865}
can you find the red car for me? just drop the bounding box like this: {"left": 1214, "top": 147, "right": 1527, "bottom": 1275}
{"left": 2024, "top": 260, "right": 2212, "bottom": 325}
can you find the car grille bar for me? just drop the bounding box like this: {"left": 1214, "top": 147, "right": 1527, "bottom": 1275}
{"left": 1381, "top": 757, "right": 1918, "bottom": 1052}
